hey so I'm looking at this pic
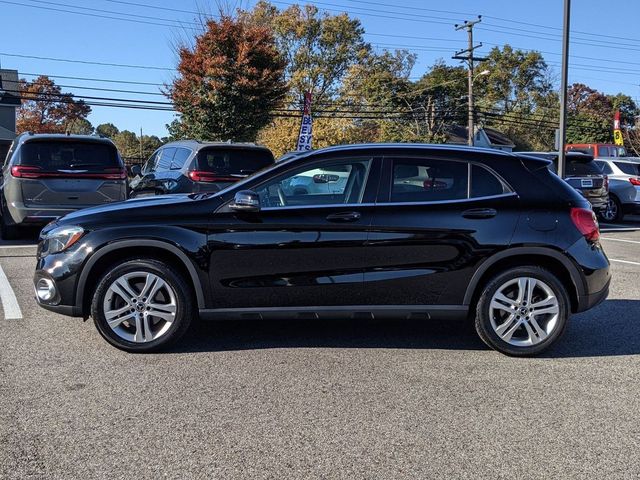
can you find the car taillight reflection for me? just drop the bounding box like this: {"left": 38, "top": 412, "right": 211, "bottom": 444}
{"left": 570, "top": 207, "right": 600, "bottom": 242}
{"left": 188, "top": 171, "right": 240, "bottom": 183}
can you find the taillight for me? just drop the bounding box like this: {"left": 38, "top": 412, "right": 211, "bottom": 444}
{"left": 188, "top": 171, "right": 239, "bottom": 183}
{"left": 570, "top": 207, "right": 600, "bottom": 242}
{"left": 629, "top": 177, "right": 640, "bottom": 186}
{"left": 11, "top": 165, "right": 43, "bottom": 178}
{"left": 10, "top": 165, "right": 125, "bottom": 180}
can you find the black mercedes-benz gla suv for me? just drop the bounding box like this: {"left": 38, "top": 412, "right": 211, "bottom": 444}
{"left": 34, "top": 144, "right": 610, "bottom": 356}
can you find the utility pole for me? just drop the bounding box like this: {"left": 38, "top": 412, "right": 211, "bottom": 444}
{"left": 557, "top": 0, "right": 571, "bottom": 178}
{"left": 453, "top": 16, "right": 486, "bottom": 146}
{"left": 139, "top": 127, "right": 143, "bottom": 160}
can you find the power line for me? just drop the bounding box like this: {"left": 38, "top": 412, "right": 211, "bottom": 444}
{"left": 0, "top": 51, "right": 175, "bottom": 71}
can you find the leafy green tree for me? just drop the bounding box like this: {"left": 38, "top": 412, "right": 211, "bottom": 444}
{"left": 167, "top": 15, "right": 287, "bottom": 142}
{"left": 66, "top": 118, "right": 94, "bottom": 135}
{"left": 244, "top": 1, "right": 369, "bottom": 106}
{"left": 96, "top": 123, "right": 120, "bottom": 138}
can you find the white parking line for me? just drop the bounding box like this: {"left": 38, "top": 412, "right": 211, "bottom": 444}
{"left": 0, "top": 264, "right": 22, "bottom": 320}
{"left": 601, "top": 237, "right": 640, "bottom": 245}
{"left": 0, "top": 245, "right": 36, "bottom": 249}
{"left": 610, "top": 258, "right": 640, "bottom": 266}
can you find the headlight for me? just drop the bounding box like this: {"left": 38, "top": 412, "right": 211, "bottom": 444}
{"left": 41, "top": 226, "right": 85, "bottom": 255}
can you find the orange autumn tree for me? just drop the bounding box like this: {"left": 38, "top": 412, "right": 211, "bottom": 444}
{"left": 16, "top": 76, "right": 91, "bottom": 134}
{"left": 167, "top": 16, "right": 287, "bottom": 142}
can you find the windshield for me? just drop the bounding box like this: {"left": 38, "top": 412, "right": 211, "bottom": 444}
{"left": 20, "top": 141, "right": 120, "bottom": 171}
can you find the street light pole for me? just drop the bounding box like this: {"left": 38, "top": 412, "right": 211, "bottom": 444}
{"left": 558, "top": 0, "right": 571, "bottom": 178}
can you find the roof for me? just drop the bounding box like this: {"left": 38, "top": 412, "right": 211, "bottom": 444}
{"left": 302, "top": 142, "right": 514, "bottom": 157}
{"left": 16, "top": 132, "right": 116, "bottom": 146}
{"left": 164, "top": 139, "right": 271, "bottom": 152}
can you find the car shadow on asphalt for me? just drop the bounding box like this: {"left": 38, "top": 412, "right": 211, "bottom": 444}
{"left": 168, "top": 299, "right": 640, "bottom": 358}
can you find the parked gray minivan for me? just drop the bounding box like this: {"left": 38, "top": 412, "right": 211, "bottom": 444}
{"left": 1, "top": 133, "right": 127, "bottom": 239}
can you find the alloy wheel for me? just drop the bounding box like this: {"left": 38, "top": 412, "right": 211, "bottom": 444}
{"left": 601, "top": 198, "right": 618, "bottom": 222}
{"left": 102, "top": 271, "right": 177, "bottom": 343}
{"left": 489, "top": 277, "right": 560, "bottom": 347}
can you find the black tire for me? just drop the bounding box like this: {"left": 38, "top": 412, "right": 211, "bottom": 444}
{"left": 599, "top": 194, "right": 623, "bottom": 223}
{"left": 91, "top": 258, "right": 194, "bottom": 353}
{"left": 475, "top": 266, "right": 570, "bottom": 356}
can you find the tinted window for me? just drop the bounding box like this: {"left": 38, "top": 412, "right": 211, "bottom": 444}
{"left": 471, "top": 164, "right": 507, "bottom": 197}
{"left": 156, "top": 147, "right": 176, "bottom": 171}
{"left": 391, "top": 158, "right": 468, "bottom": 202}
{"left": 598, "top": 146, "right": 610, "bottom": 157}
{"left": 567, "top": 160, "right": 601, "bottom": 176}
{"left": 614, "top": 162, "right": 640, "bottom": 176}
{"left": 19, "top": 141, "right": 119, "bottom": 171}
{"left": 196, "top": 148, "right": 274, "bottom": 176}
{"left": 567, "top": 146, "right": 594, "bottom": 155}
{"left": 595, "top": 161, "right": 614, "bottom": 175}
{"left": 255, "top": 159, "right": 371, "bottom": 208}
{"left": 170, "top": 147, "right": 191, "bottom": 170}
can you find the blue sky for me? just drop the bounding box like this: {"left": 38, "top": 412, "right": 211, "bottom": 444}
{"left": 1, "top": 0, "right": 638, "bottom": 137}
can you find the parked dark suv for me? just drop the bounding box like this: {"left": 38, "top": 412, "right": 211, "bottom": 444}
{"left": 1, "top": 133, "right": 127, "bottom": 239}
{"left": 34, "top": 144, "right": 610, "bottom": 356}
{"left": 129, "top": 140, "right": 275, "bottom": 197}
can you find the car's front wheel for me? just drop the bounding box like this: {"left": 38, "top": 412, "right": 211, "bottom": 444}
{"left": 475, "top": 266, "right": 569, "bottom": 356}
{"left": 91, "top": 258, "right": 194, "bottom": 352}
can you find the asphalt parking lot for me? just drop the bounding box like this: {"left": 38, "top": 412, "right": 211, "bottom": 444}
{"left": 1, "top": 218, "right": 640, "bottom": 479}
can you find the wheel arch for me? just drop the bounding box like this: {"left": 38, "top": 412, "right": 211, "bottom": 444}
{"left": 76, "top": 239, "right": 206, "bottom": 317}
{"left": 464, "top": 247, "right": 586, "bottom": 313}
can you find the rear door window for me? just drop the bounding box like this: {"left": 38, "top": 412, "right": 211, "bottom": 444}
{"left": 196, "top": 148, "right": 274, "bottom": 176}
{"left": 156, "top": 147, "right": 176, "bottom": 171}
{"left": 170, "top": 147, "right": 191, "bottom": 170}
{"left": 390, "top": 158, "right": 468, "bottom": 203}
{"left": 19, "top": 141, "right": 120, "bottom": 171}
{"left": 614, "top": 162, "right": 640, "bottom": 176}
{"left": 597, "top": 146, "right": 610, "bottom": 157}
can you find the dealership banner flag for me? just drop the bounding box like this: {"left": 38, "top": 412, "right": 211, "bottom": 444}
{"left": 613, "top": 110, "right": 624, "bottom": 146}
{"left": 296, "top": 92, "right": 313, "bottom": 151}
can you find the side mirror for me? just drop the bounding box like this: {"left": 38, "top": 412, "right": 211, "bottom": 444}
{"left": 229, "top": 190, "right": 260, "bottom": 213}
{"left": 313, "top": 173, "right": 339, "bottom": 184}
{"left": 130, "top": 165, "right": 142, "bottom": 177}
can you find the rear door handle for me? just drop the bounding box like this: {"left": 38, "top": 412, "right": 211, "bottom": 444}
{"left": 326, "top": 211, "right": 361, "bottom": 222}
{"left": 462, "top": 208, "right": 497, "bottom": 219}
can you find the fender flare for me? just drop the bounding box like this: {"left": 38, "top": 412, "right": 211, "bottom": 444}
{"left": 462, "top": 246, "right": 586, "bottom": 305}
{"left": 76, "top": 239, "right": 206, "bottom": 311}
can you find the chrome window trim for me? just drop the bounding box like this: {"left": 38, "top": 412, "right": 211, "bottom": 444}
{"left": 259, "top": 192, "right": 518, "bottom": 212}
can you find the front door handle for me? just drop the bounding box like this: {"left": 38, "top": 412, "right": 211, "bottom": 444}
{"left": 462, "top": 208, "right": 497, "bottom": 219}
{"left": 326, "top": 211, "right": 361, "bottom": 222}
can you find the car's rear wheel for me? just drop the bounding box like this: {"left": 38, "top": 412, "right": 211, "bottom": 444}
{"left": 599, "top": 195, "right": 623, "bottom": 223}
{"left": 475, "top": 266, "right": 569, "bottom": 356}
{"left": 91, "top": 258, "right": 194, "bottom": 352}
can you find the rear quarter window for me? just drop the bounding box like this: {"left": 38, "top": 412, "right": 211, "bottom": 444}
{"left": 19, "top": 141, "right": 120, "bottom": 171}
{"left": 196, "top": 148, "right": 274, "bottom": 176}
{"left": 614, "top": 162, "right": 640, "bottom": 176}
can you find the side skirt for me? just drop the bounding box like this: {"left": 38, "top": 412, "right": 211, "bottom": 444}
{"left": 198, "top": 305, "right": 469, "bottom": 321}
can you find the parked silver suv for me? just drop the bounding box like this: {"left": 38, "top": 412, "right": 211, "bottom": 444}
{"left": 1, "top": 133, "right": 127, "bottom": 239}
{"left": 594, "top": 157, "right": 640, "bottom": 222}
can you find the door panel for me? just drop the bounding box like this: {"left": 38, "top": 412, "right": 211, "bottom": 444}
{"left": 365, "top": 157, "right": 520, "bottom": 306}
{"left": 207, "top": 206, "right": 373, "bottom": 308}
{"left": 206, "top": 156, "right": 381, "bottom": 309}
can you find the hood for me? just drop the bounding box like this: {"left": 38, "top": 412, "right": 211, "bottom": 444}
{"left": 56, "top": 193, "right": 223, "bottom": 226}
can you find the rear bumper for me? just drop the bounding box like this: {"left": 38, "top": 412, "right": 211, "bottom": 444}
{"left": 576, "top": 277, "right": 610, "bottom": 312}
{"left": 8, "top": 205, "right": 83, "bottom": 225}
